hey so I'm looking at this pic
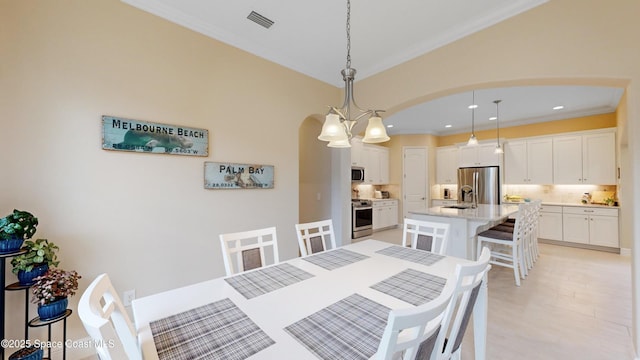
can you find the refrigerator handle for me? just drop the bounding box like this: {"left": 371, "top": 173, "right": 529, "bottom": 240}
{"left": 473, "top": 171, "right": 479, "bottom": 208}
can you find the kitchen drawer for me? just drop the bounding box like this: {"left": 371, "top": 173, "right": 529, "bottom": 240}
{"left": 539, "top": 205, "right": 562, "bottom": 213}
{"left": 373, "top": 200, "right": 398, "bottom": 208}
{"left": 562, "top": 206, "right": 618, "bottom": 217}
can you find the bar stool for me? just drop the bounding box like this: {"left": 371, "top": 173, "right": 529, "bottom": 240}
{"left": 476, "top": 203, "right": 529, "bottom": 286}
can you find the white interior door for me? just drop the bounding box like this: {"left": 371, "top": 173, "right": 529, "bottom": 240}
{"left": 403, "top": 147, "right": 428, "bottom": 219}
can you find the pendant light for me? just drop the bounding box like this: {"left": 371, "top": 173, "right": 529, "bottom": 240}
{"left": 494, "top": 99, "right": 504, "bottom": 154}
{"left": 317, "top": 0, "right": 389, "bottom": 147}
{"left": 467, "top": 91, "right": 478, "bottom": 146}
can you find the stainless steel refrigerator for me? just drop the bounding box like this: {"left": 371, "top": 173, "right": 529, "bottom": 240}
{"left": 457, "top": 166, "right": 500, "bottom": 206}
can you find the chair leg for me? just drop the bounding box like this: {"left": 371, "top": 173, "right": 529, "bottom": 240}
{"left": 512, "top": 243, "right": 521, "bottom": 287}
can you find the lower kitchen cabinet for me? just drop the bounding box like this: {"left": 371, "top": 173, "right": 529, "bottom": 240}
{"left": 562, "top": 206, "right": 619, "bottom": 248}
{"left": 373, "top": 200, "right": 398, "bottom": 231}
{"left": 538, "top": 205, "right": 563, "bottom": 241}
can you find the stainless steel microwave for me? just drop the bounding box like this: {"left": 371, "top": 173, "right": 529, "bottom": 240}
{"left": 351, "top": 167, "right": 365, "bottom": 182}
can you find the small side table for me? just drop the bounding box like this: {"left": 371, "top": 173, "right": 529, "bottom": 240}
{"left": 28, "top": 309, "right": 72, "bottom": 360}
{"left": 5, "top": 281, "right": 32, "bottom": 341}
{"left": 0, "top": 249, "right": 27, "bottom": 359}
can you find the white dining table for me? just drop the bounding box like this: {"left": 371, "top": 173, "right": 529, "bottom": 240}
{"left": 132, "top": 239, "right": 488, "bottom": 360}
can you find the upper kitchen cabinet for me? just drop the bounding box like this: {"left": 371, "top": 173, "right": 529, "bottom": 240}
{"left": 553, "top": 130, "right": 616, "bottom": 184}
{"left": 363, "top": 144, "right": 389, "bottom": 184}
{"left": 350, "top": 137, "right": 364, "bottom": 167}
{"left": 504, "top": 138, "right": 553, "bottom": 184}
{"left": 458, "top": 143, "right": 501, "bottom": 167}
{"left": 436, "top": 146, "right": 458, "bottom": 184}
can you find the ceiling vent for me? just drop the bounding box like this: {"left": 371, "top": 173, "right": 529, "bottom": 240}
{"left": 247, "top": 11, "right": 274, "bottom": 29}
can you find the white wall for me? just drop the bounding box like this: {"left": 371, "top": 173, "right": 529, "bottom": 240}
{"left": 0, "top": 0, "right": 337, "bottom": 352}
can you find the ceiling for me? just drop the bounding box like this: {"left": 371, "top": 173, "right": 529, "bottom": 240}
{"left": 121, "top": 0, "right": 624, "bottom": 136}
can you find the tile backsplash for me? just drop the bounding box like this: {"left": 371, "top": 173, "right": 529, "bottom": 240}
{"left": 502, "top": 184, "right": 617, "bottom": 205}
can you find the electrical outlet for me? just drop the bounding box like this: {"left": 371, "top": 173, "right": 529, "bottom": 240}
{"left": 123, "top": 289, "right": 136, "bottom": 307}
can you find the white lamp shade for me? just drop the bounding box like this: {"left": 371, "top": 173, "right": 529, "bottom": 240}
{"left": 362, "top": 116, "right": 390, "bottom": 143}
{"left": 494, "top": 145, "right": 504, "bottom": 154}
{"left": 327, "top": 138, "right": 351, "bottom": 148}
{"left": 318, "top": 113, "right": 347, "bottom": 141}
{"left": 467, "top": 134, "right": 478, "bottom": 146}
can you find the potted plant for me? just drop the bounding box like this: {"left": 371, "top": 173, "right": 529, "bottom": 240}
{"left": 11, "top": 239, "right": 60, "bottom": 286}
{"left": 32, "top": 268, "right": 81, "bottom": 320}
{"left": 8, "top": 345, "right": 43, "bottom": 360}
{"left": 0, "top": 209, "right": 38, "bottom": 253}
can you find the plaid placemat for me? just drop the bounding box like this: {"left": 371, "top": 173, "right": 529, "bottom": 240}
{"left": 302, "top": 248, "right": 370, "bottom": 270}
{"left": 371, "top": 268, "right": 447, "bottom": 306}
{"left": 285, "top": 294, "right": 390, "bottom": 360}
{"left": 150, "top": 298, "right": 274, "bottom": 360}
{"left": 225, "top": 263, "right": 314, "bottom": 299}
{"left": 376, "top": 245, "right": 444, "bottom": 266}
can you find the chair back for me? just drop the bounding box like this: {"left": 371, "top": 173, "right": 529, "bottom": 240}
{"left": 78, "top": 273, "right": 142, "bottom": 360}
{"left": 402, "top": 218, "right": 450, "bottom": 255}
{"left": 377, "top": 280, "right": 455, "bottom": 360}
{"left": 219, "top": 226, "right": 280, "bottom": 276}
{"left": 294, "top": 219, "right": 337, "bottom": 257}
{"left": 437, "top": 247, "right": 492, "bottom": 359}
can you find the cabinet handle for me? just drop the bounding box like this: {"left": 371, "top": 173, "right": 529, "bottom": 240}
{"left": 584, "top": 210, "right": 594, "bottom": 213}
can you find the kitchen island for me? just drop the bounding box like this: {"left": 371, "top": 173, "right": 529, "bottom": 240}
{"left": 409, "top": 204, "right": 520, "bottom": 260}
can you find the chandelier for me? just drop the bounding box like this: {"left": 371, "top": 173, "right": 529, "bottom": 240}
{"left": 317, "top": 0, "right": 389, "bottom": 148}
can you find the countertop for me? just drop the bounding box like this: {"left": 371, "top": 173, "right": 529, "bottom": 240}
{"left": 410, "top": 204, "right": 520, "bottom": 222}
{"left": 504, "top": 201, "right": 619, "bottom": 209}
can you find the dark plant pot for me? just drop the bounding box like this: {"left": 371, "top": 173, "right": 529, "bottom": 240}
{"left": 8, "top": 345, "right": 43, "bottom": 360}
{"left": 37, "top": 297, "right": 68, "bottom": 321}
{"left": 0, "top": 236, "right": 24, "bottom": 254}
{"left": 17, "top": 264, "right": 49, "bottom": 286}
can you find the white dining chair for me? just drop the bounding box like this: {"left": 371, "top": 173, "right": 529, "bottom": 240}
{"left": 436, "top": 247, "right": 492, "bottom": 360}
{"left": 78, "top": 273, "right": 142, "bottom": 360}
{"left": 294, "top": 219, "right": 337, "bottom": 257}
{"left": 376, "top": 280, "right": 455, "bottom": 360}
{"left": 402, "top": 218, "right": 450, "bottom": 255}
{"left": 219, "top": 226, "right": 280, "bottom": 276}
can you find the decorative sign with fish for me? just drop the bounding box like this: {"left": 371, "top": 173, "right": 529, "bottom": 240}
{"left": 204, "top": 162, "right": 274, "bottom": 189}
{"left": 102, "top": 115, "right": 208, "bottom": 156}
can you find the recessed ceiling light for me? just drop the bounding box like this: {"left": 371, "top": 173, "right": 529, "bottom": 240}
{"left": 445, "top": 124, "right": 452, "bottom": 128}
{"left": 489, "top": 116, "right": 497, "bottom": 121}
{"left": 468, "top": 104, "right": 478, "bottom": 109}
{"left": 553, "top": 105, "right": 564, "bottom": 110}
{"left": 386, "top": 124, "right": 393, "bottom": 128}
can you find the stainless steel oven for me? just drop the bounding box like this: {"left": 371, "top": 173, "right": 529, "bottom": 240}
{"left": 352, "top": 199, "right": 373, "bottom": 239}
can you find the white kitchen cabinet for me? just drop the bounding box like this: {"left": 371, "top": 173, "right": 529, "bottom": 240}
{"left": 364, "top": 145, "right": 389, "bottom": 184}
{"left": 373, "top": 200, "right": 398, "bottom": 230}
{"left": 538, "top": 205, "right": 563, "bottom": 241}
{"left": 582, "top": 132, "right": 616, "bottom": 184}
{"left": 504, "top": 138, "right": 553, "bottom": 184}
{"left": 350, "top": 137, "right": 364, "bottom": 167}
{"left": 458, "top": 143, "right": 501, "bottom": 167}
{"left": 553, "top": 131, "right": 616, "bottom": 184}
{"left": 436, "top": 147, "right": 458, "bottom": 184}
{"left": 562, "top": 206, "right": 619, "bottom": 247}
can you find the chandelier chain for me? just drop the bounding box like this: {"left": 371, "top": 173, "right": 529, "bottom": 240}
{"left": 346, "top": 0, "right": 351, "bottom": 69}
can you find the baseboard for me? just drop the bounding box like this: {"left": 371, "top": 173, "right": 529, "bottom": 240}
{"left": 538, "top": 239, "right": 620, "bottom": 254}
{"left": 620, "top": 247, "right": 631, "bottom": 256}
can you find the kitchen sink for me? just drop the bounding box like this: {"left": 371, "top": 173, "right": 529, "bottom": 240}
{"left": 442, "top": 205, "right": 473, "bottom": 209}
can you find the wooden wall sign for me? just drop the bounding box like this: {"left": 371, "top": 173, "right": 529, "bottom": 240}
{"left": 102, "top": 115, "right": 208, "bottom": 156}
{"left": 204, "top": 162, "right": 274, "bottom": 189}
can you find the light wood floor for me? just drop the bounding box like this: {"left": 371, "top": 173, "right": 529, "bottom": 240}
{"left": 364, "top": 227, "right": 635, "bottom": 359}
